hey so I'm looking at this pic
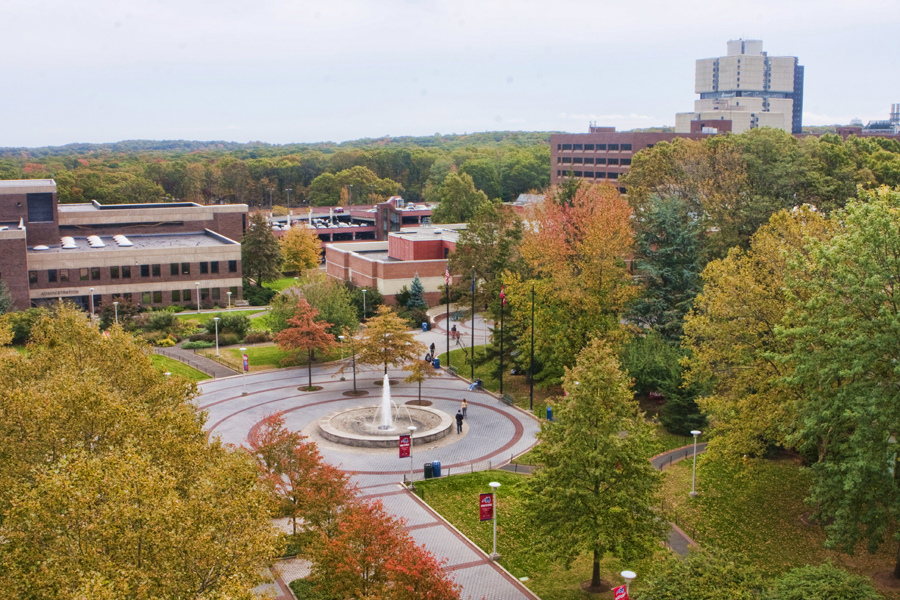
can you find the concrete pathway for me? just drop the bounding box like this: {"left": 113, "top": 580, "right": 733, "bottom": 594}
{"left": 154, "top": 345, "right": 237, "bottom": 379}
{"left": 651, "top": 443, "right": 709, "bottom": 556}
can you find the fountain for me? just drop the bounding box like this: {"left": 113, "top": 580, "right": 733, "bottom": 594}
{"left": 318, "top": 374, "right": 454, "bottom": 448}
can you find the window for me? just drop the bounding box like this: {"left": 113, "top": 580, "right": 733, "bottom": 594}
{"left": 608, "top": 158, "right": 620, "bottom": 165}
{"left": 608, "top": 144, "right": 619, "bottom": 151}
{"left": 201, "top": 288, "right": 210, "bottom": 300}
{"left": 596, "top": 144, "right": 607, "bottom": 150}
{"left": 596, "top": 158, "right": 607, "bottom": 165}
{"left": 80, "top": 268, "right": 89, "bottom": 281}
{"left": 151, "top": 264, "right": 160, "bottom": 277}
{"left": 573, "top": 157, "right": 583, "bottom": 164}
{"left": 141, "top": 265, "right": 150, "bottom": 277}
{"left": 111, "top": 266, "right": 120, "bottom": 279}
{"left": 608, "top": 172, "right": 619, "bottom": 180}
{"left": 200, "top": 262, "right": 209, "bottom": 275}
{"left": 556, "top": 144, "right": 561, "bottom": 150}
{"left": 211, "top": 261, "right": 219, "bottom": 274}
{"left": 573, "top": 144, "right": 583, "bottom": 150}
{"left": 183, "top": 289, "right": 192, "bottom": 302}
{"left": 171, "top": 263, "right": 179, "bottom": 276}
{"left": 153, "top": 291, "right": 162, "bottom": 304}
{"left": 584, "top": 144, "right": 595, "bottom": 150}
{"left": 172, "top": 289, "right": 181, "bottom": 302}
{"left": 557, "top": 170, "right": 561, "bottom": 176}
{"left": 212, "top": 288, "right": 221, "bottom": 300}
{"left": 556, "top": 157, "right": 561, "bottom": 164}
{"left": 573, "top": 171, "right": 582, "bottom": 177}
{"left": 29, "top": 271, "right": 38, "bottom": 285}
{"left": 584, "top": 157, "right": 594, "bottom": 164}
{"left": 122, "top": 265, "right": 131, "bottom": 278}
{"left": 647, "top": 144, "right": 655, "bottom": 149}
{"left": 142, "top": 292, "right": 151, "bottom": 305}
{"left": 596, "top": 172, "right": 606, "bottom": 179}
{"left": 91, "top": 267, "right": 100, "bottom": 280}
{"left": 621, "top": 143, "right": 633, "bottom": 151}
{"left": 561, "top": 157, "right": 572, "bottom": 164}
{"left": 181, "top": 263, "right": 190, "bottom": 275}
{"left": 621, "top": 158, "right": 632, "bottom": 166}
{"left": 48, "top": 269, "right": 57, "bottom": 283}
{"left": 123, "top": 293, "right": 132, "bottom": 302}
{"left": 230, "top": 286, "right": 238, "bottom": 297}
{"left": 228, "top": 260, "right": 237, "bottom": 273}
{"left": 26, "top": 193, "right": 54, "bottom": 223}
{"left": 583, "top": 171, "right": 594, "bottom": 178}
{"left": 561, "top": 143, "right": 572, "bottom": 150}
{"left": 59, "top": 269, "right": 69, "bottom": 282}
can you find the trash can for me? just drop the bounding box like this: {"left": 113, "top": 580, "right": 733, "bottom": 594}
{"left": 547, "top": 406, "right": 553, "bottom": 421}
{"left": 422, "top": 322, "right": 429, "bottom": 332}
{"left": 424, "top": 463, "right": 434, "bottom": 479}
{"left": 432, "top": 358, "right": 441, "bottom": 369}
{"left": 432, "top": 460, "right": 441, "bottom": 478}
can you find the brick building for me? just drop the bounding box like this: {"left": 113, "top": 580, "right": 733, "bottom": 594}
{"left": 0, "top": 179, "right": 247, "bottom": 312}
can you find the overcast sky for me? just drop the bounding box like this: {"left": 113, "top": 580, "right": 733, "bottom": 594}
{"left": 1, "top": 0, "right": 898, "bottom": 147}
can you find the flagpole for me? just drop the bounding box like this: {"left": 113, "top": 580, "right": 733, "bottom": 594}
{"left": 446, "top": 274, "right": 450, "bottom": 369}
{"left": 530, "top": 282, "right": 535, "bottom": 411}
{"left": 471, "top": 270, "right": 476, "bottom": 382}
{"left": 499, "top": 288, "right": 504, "bottom": 396}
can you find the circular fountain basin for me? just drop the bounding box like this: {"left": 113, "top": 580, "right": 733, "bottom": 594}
{"left": 318, "top": 405, "right": 454, "bottom": 448}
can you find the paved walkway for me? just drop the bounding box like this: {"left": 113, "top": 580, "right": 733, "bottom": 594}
{"left": 154, "top": 345, "right": 237, "bottom": 379}
{"left": 651, "top": 443, "right": 708, "bottom": 556}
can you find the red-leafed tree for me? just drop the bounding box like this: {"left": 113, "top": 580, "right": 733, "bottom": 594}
{"left": 274, "top": 298, "right": 336, "bottom": 389}
{"left": 312, "top": 499, "right": 460, "bottom": 600}
{"left": 248, "top": 414, "right": 351, "bottom": 537}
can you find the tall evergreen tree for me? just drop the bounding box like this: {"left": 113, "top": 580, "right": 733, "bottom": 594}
{"left": 241, "top": 212, "right": 283, "bottom": 285}
{"left": 407, "top": 274, "right": 427, "bottom": 311}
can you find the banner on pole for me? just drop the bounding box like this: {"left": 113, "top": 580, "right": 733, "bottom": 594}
{"left": 399, "top": 434, "right": 411, "bottom": 458}
{"left": 612, "top": 585, "right": 629, "bottom": 600}
{"left": 479, "top": 493, "right": 494, "bottom": 521}
{"left": 242, "top": 353, "right": 249, "bottom": 373}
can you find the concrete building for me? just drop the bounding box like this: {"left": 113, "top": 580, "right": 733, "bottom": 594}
{"left": 676, "top": 39, "right": 804, "bottom": 134}
{"left": 0, "top": 179, "right": 247, "bottom": 312}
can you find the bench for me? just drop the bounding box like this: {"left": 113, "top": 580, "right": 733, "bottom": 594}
{"left": 500, "top": 394, "right": 516, "bottom": 406}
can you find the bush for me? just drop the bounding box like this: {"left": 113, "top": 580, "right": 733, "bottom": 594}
{"left": 243, "top": 281, "right": 277, "bottom": 306}
{"left": 201, "top": 297, "right": 216, "bottom": 310}
{"left": 142, "top": 331, "right": 170, "bottom": 344}
{"left": 147, "top": 311, "right": 179, "bottom": 333}
{"left": 182, "top": 340, "right": 215, "bottom": 349}
{"left": 220, "top": 334, "right": 240, "bottom": 346}
{"left": 207, "top": 314, "right": 251, "bottom": 339}
{"left": 188, "top": 333, "right": 216, "bottom": 343}
{"left": 156, "top": 338, "right": 176, "bottom": 347}
{"left": 770, "top": 562, "right": 881, "bottom": 600}
{"left": 4, "top": 308, "right": 46, "bottom": 345}
{"left": 243, "top": 331, "right": 271, "bottom": 344}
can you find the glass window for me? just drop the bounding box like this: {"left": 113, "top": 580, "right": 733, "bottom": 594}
{"left": 59, "top": 269, "right": 69, "bottom": 282}
{"left": 122, "top": 265, "right": 131, "bottom": 278}
{"left": 573, "top": 171, "right": 583, "bottom": 177}
{"left": 153, "top": 291, "right": 162, "bottom": 303}
{"left": 29, "top": 271, "right": 38, "bottom": 285}
{"left": 141, "top": 265, "right": 150, "bottom": 277}
{"left": 573, "top": 144, "right": 583, "bottom": 150}
{"left": 151, "top": 264, "right": 160, "bottom": 277}
{"left": 608, "top": 144, "right": 619, "bottom": 151}
{"left": 596, "top": 158, "right": 607, "bottom": 165}
{"left": 26, "top": 193, "right": 54, "bottom": 223}
{"left": 91, "top": 267, "right": 100, "bottom": 280}
{"left": 562, "top": 157, "right": 572, "bottom": 164}
{"left": 608, "top": 158, "right": 620, "bottom": 165}
{"left": 141, "top": 291, "right": 151, "bottom": 304}
{"left": 211, "top": 261, "right": 219, "bottom": 274}
{"left": 573, "top": 157, "right": 583, "bottom": 164}
{"left": 584, "top": 157, "right": 594, "bottom": 164}
{"left": 556, "top": 157, "right": 561, "bottom": 164}
{"left": 80, "top": 268, "right": 89, "bottom": 281}
{"left": 230, "top": 286, "right": 238, "bottom": 297}
{"left": 584, "top": 144, "right": 595, "bottom": 150}
{"left": 183, "top": 289, "right": 192, "bottom": 302}
{"left": 48, "top": 269, "right": 57, "bottom": 283}
{"left": 123, "top": 293, "right": 132, "bottom": 302}
{"left": 561, "top": 143, "right": 572, "bottom": 150}
{"left": 200, "top": 262, "right": 209, "bottom": 275}
{"left": 172, "top": 290, "right": 181, "bottom": 302}
{"left": 596, "top": 172, "right": 606, "bottom": 179}
{"left": 181, "top": 263, "right": 190, "bottom": 275}
{"left": 609, "top": 172, "right": 619, "bottom": 179}
{"left": 621, "top": 143, "right": 633, "bottom": 151}
{"left": 201, "top": 288, "right": 210, "bottom": 300}
{"left": 622, "top": 158, "right": 632, "bottom": 166}
{"left": 171, "top": 263, "right": 179, "bottom": 276}
{"left": 111, "top": 266, "right": 120, "bottom": 279}
{"left": 212, "top": 288, "right": 220, "bottom": 300}
{"left": 596, "top": 144, "right": 607, "bottom": 150}
{"left": 583, "top": 171, "right": 594, "bottom": 178}
{"left": 228, "top": 260, "right": 237, "bottom": 273}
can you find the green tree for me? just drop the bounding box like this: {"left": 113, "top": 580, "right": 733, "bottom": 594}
{"left": 769, "top": 562, "right": 881, "bottom": 600}
{"left": 241, "top": 212, "right": 283, "bottom": 285}
{"left": 431, "top": 172, "right": 491, "bottom": 223}
{"left": 0, "top": 280, "right": 14, "bottom": 314}
{"left": 524, "top": 338, "right": 665, "bottom": 589}
{"left": 407, "top": 274, "right": 427, "bottom": 311}
{"left": 355, "top": 306, "right": 425, "bottom": 374}
{"left": 636, "top": 548, "right": 764, "bottom": 600}
{"left": 297, "top": 274, "right": 359, "bottom": 338}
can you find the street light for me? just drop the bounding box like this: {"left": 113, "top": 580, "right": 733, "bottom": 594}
{"left": 362, "top": 288, "right": 367, "bottom": 319}
{"left": 113, "top": 301, "right": 118, "bottom": 325}
{"left": 227, "top": 291, "right": 232, "bottom": 310}
{"left": 621, "top": 571, "right": 636, "bottom": 596}
{"left": 690, "top": 429, "right": 702, "bottom": 497}
{"left": 489, "top": 481, "right": 501, "bottom": 560}
{"left": 285, "top": 187, "right": 292, "bottom": 210}
{"left": 195, "top": 282, "right": 201, "bottom": 313}
{"left": 338, "top": 335, "right": 346, "bottom": 381}
{"left": 89, "top": 288, "right": 95, "bottom": 321}
{"left": 240, "top": 347, "right": 248, "bottom": 395}
{"left": 213, "top": 317, "right": 220, "bottom": 356}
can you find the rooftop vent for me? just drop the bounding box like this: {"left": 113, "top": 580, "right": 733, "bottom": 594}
{"left": 87, "top": 235, "right": 106, "bottom": 248}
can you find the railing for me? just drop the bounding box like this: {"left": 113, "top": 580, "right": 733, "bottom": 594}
{"left": 153, "top": 348, "right": 220, "bottom": 377}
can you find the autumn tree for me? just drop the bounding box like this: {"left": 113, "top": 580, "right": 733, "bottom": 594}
{"left": 275, "top": 299, "right": 336, "bottom": 388}
{"left": 248, "top": 414, "right": 351, "bottom": 539}
{"left": 430, "top": 172, "right": 491, "bottom": 223}
{"left": 241, "top": 212, "right": 283, "bottom": 285}
{"left": 403, "top": 359, "right": 438, "bottom": 405}
{"left": 524, "top": 338, "right": 665, "bottom": 590}
{"left": 280, "top": 225, "right": 321, "bottom": 275}
{"left": 296, "top": 274, "right": 359, "bottom": 337}
{"left": 356, "top": 305, "right": 426, "bottom": 374}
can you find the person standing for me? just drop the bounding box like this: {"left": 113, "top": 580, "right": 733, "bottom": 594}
{"left": 430, "top": 342, "right": 436, "bottom": 356}
{"left": 456, "top": 410, "right": 464, "bottom": 434}
{"left": 461, "top": 399, "right": 468, "bottom": 419}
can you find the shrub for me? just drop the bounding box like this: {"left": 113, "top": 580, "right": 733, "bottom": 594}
{"left": 243, "top": 331, "right": 272, "bottom": 344}
{"left": 4, "top": 308, "right": 46, "bottom": 345}
{"left": 207, "top": 314, "right": 251, "bottom": 339}
{"left": 156, "top": 338, "right": 176, "bottom": 347}
{"left": 147, "top": 311, "right": 179, "bottom": 333}
{"left": 182, "top": 340, "right": 215, "bottom": 349}
{"left": 142, "top": 331, "right": 169, "bottom": 344}
{"left": 243, "top": 281, "right": 277, "bottom": 306}
{"left": 201, "top": 297, "right": 216, "bottom": 310}
{"left": 220, "top": 334, "right": 240, "bottom": 346}
{"left": 188, "top": 334, "right": 216, "bottom": 343}
{"left": 770, "top": 562, "right": 882, "bottom": 600}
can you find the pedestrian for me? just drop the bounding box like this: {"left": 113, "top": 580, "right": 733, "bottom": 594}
{"left": 456, "top": 410, "right": 464, "bottom": 434}
{"left": 451, "top": 324, "right": 457, "bottom": 339}
{"left": 430, "top": 342, "right": 436, "bottom": 356}
{"left": 461, "top": 399, "right": 468, "bottom": 419}
{"left": 425, "top": 352, "right": 432, "bottom": 363}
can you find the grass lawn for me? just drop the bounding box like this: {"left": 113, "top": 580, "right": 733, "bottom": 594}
{"left": 174, "top": 308, "right": 265, "bottom": 327}
{"left": 661, "top": 455, "right": 900, "bottom": 596}
{"left": 149, "top": 354, "right": 210, "bottom": 381}
{"left": 199, "top": 343, "right": 340, "bottom": 373}
{"left": 415, "top": 470, "right": 658, "bottom": 599}
{"left": 264, "top": 276, "right": 299, "bottom": 292}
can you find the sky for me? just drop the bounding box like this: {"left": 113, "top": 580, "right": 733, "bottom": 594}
{"left": 1, "top": 0, "right": 898, "bottom": 148}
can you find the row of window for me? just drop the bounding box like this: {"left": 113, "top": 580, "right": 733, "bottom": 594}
{"left": 100, "top": 287, "right": 240, "bottom": 305}
{"left": 558, "top": 157, "right": 632, "bottom": 166}
{"left": 29, "top": 261, "right": 239, "bottom": 286}
{"left": 556, "top": 170, "right": 620, "bottom": 179}
{"left": 557, "top": 143, "right": 633, "bottom": 151}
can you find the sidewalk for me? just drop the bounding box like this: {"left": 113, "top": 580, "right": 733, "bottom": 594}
{"left": 154, "top": 345, "right": 238, "bottom": 379}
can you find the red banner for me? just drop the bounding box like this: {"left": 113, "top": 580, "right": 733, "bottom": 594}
{"left": 479, "top": 493, "right": 494, "bottom": 521}
{"left": 399, "top": 434, "right": 411, "bottom": 458}
{"left": 612, "top": 585, "right": 629, "bottom": 600}
{"left": 242, "top": 353, "right": 249, "bottom": 373}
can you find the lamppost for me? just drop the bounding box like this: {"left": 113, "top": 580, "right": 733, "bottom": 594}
{"left": 407, "top": 425, "right": 416, "bottom": 482}
{"left": 338, "top": 335, "right": 346, "bottom": 381}
{"left": 227, "top": 291, "right": 232, "bottom": 310}
{"left": 285, "top": 188, "right": 292, "bottom": 210}
{"left": 113, "top": 301, "right": 119, "bottom": 325}
{"left": 89, "top": 288, "right": 95, "bottom": 321}
{"left": 240, "top": 347, "right": 248, "bottom": 395}
{"left": 195, "top": 282, "right": 201, "bottom": 313}
{"left": 489, "top": 481, "right": 501, "bottom": 560}
{"left": 690, "top": 430, "right": 702, "bottom": 497}
{"left": 362, "top": 288, "right": 367, "bottom": 319}
{"left": 621, "top": 570, "right": 636, "bottom": 596}
{"left": 268, "top": 188, "right": 274, "bottom": 212}
{"left": 213, "top": 317, "right": 220, "bottom": 356}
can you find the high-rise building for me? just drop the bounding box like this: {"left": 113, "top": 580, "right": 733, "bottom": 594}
{"left": 676, "top": 39, "right": 804, "bottom": 134}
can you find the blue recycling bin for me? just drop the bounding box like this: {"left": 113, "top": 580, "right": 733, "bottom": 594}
{"left": 547, "top": 406, "right": 553, "bottom": 421}
{"left": 432, "top": 460, "right": 441, "bottom": 478}
{"left": 432, "top": 358, "right": 441, "bottom": 369}
{"left": 422, "top": 322, "right": 429, "bottom": 332}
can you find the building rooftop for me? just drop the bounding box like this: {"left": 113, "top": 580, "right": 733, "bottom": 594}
{"left": 0, "top": 179, "right": 56, "bottom": 189}
{"left": 27, "top": 231, "right": 236, "bottom": 254}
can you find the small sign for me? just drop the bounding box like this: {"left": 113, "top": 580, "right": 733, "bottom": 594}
{"left": 612, "top": 585, "right": 629, "bottom": 600}
{"left": 479, "top": 493, "right": 494, "bottom": 521}
{"left": 399, "top": 434, "right": 411, "bottom": 458}
{"left": 242, "top": 353, "right": 249, "bottom": 373}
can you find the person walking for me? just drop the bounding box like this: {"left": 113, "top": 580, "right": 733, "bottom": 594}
{"left": 461, "top": 399, "right": 468, "bottom": 419}
{"left": 430, "top": 342, "right": 436, "bottom": 356}
{"left": 456, "top": 410, "right": 464, "bottom": 434}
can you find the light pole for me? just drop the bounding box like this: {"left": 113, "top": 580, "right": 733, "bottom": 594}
{"left": 240, "top": 347, "right": 248, "bottom": 395}
{"left": 621, "top": 570, "right": 636, "bottom": 596}
{"left": 89, "top": 288, "right": 95, "bottom": 321}
{"left": 690, "top": 429, "right": 702, "bottom": 497}
{"left": 408, "top": 425, "right": 416, "bottom": 482}
{"left": 195, "top": 282, "right": 201, "bottom": 313}
{"left": 213, "top": 317, "right": 220, "bottom": 356}
{"left": 362, "top": 288, "right": 367, "bottom": 319}
{"left": 113, "top": 301, "right": 119, "bottom": 325}
{"left": 268, "top": 188, "right": 274, "bottom": 212}
{"left": 285, "top": 188, "right": 292, "bottom": 210}
{"left": 489, "top": 481, "right": 501, "bottom": 560}
{"left": 338, "top": 335, "right": 346, "bottom": 381}
{"left": 227, "top": 291, "right": 232, "bottom": 310}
